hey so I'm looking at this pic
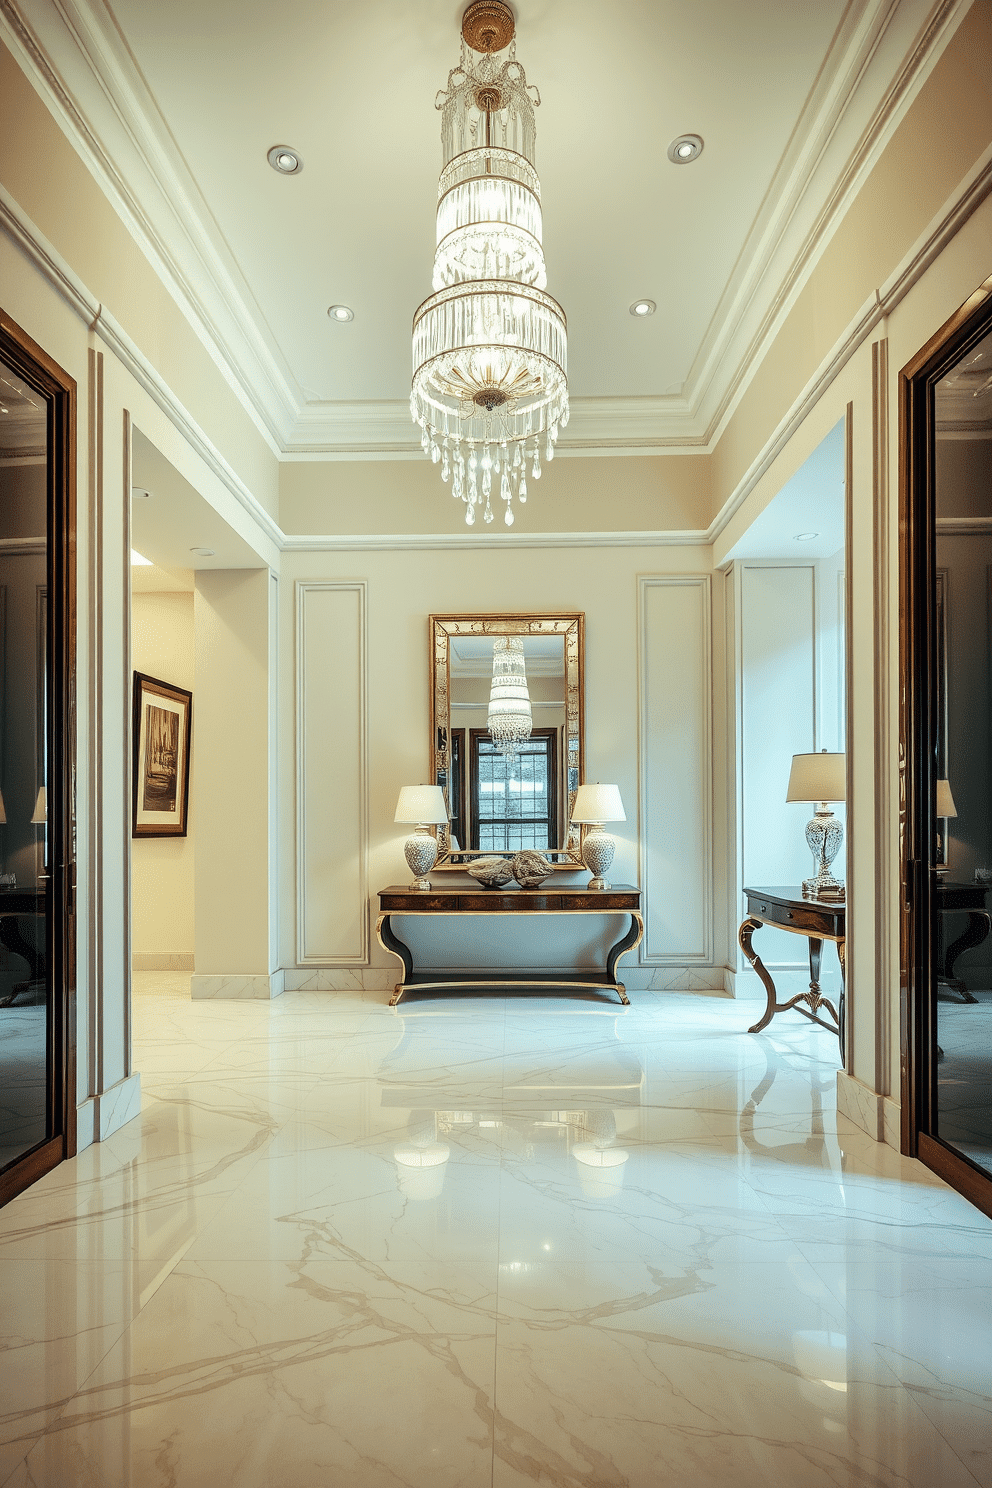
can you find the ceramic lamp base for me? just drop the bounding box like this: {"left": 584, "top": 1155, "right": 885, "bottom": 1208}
{"left": 581, "top": 825, "right": 615, "bottom": 891}
{"left": 404, "top": 828, "right": 438, "bottom": 891}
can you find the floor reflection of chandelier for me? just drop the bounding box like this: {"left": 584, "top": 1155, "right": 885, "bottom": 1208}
{"left": 411, "top": 0, "right": 568, "bottom": 528}
{"left": 488, "top": 636, "right": 532, "bottom": 757}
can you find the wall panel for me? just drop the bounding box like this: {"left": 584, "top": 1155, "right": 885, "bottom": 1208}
{"left": 638, "top": 576, "right": 713, "bottom": 964}
{"left": 296, "top": 581, "right": 368, "bottom": 964}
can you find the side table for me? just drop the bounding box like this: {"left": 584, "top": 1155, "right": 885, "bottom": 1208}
{"left": 738, "top": 885, "right": 845, "bottom": 1057}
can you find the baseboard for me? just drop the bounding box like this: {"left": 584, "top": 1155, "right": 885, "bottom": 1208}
{"left": 283, "top": 968, "right": 393, "bottom": 992}
{"left": 190, "top": 970, "right": 286, "bottom": 1000}
{"left": 724, "top": 962, "right": 810, "bottom": 997}
{"left": 76, "top": 1072, "right": 142, "bottom": 1150}
{"left": 836, "top": 1070, "right": 884, "bottom": 1141}
{"left": 132, "top": 952, "right": 194, "bottom": 971}
{"left": 626, "top": 966, "right": 732, "bottom": 995}
{"left": 883, "top": 1096, "right": 901, "bottom": 1151}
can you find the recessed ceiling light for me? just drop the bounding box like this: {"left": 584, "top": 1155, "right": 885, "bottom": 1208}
{"left": 190, "top": 546, "right": 216, "bottom": 557}
{"left": 629, "top": 299, "right": 656, "bottom": 317}
{"left": 327, "top": 304, "right": 354, "bottom": 322}
{"left": 267, "top": 145, "right": 303, "bottom": 175}
{"left": 131, "top": 487, "right": 151, "bottom": 500}
{"left": 794, "top": 532, "right": 819, "bottom": 542}
{"left": 130, "top": 550, "right": 153, "bottom": 566}
{"left": 667, "top": 134, "right": 704, "bottom": 165}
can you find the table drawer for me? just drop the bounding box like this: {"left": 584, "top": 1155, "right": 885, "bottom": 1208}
{"left": 747, "top": 895, "right": 841, "bottom": 936}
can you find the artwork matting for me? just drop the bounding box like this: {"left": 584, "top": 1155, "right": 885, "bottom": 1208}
{"left": 131, "top": 671, "right": 192, "bottom": 838}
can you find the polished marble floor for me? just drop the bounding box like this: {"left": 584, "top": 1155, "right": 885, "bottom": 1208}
{"left": 1, "top": 971, "right": 991, "bottom": 1487}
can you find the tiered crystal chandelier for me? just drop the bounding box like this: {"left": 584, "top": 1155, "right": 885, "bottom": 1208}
{"left": 488, "top": 637, "right": 532, "bottom": 757}
{"left": 411, "top": 0, "right": 568, "bottom": 527}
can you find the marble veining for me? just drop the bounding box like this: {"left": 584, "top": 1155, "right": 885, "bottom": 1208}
{"left": 0, "top": 973, "right": 989, "bottom": 1487}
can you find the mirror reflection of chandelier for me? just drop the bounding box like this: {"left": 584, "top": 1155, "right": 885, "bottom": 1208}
{"left": 488, "top": 636, "right": 532, "bottom": 758}
{"left": 411, "top": 0, "right": 568, "bottom": 528}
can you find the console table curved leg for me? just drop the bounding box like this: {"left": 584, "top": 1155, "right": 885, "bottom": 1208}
{"left": 740, "top": 917, "right": 778, "bottom": 1033}
{"left": 942, "top": 911, "right": 989, "bottom": 1001}
{"left": 837, "top": 939, "right": 846, "bottom": 1064}
{"left": 606, "top": 912, "right": 643, "bottom": 1005}
{"left": 375, "top": 913, "right": 414, "bottom": 1007}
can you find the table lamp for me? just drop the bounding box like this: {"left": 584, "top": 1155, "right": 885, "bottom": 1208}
{"left": 571, "top": 783, "right": 625, "bottom": 890}
{"left": 936, "top": 778, "right": 956, "bottom": 873}
{"left": 394, "top": 784, "right": 448, "bottom": 891}
{"left": 786, "top": 750, "right": 845, "bottom": 900}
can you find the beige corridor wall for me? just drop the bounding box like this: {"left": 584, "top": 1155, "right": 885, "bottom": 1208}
{"left": 131, "top": 591, "right": 195, "bottom": 968}
{"left": 279, "top": 541, "right": 729, "bottom": 991}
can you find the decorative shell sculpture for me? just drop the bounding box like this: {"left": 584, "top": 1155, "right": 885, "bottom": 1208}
{"left": 511, "top": 850, "right": 553, "bottom": 888}
{"left": 467, "top": 856, "right": 515, "bottom": 888}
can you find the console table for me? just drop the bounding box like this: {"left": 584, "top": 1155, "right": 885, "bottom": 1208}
{"left": 375, "top": 884, "right": 643, "bottom": 1007}
{"left": 0, "top": 888, "right": 46, "bottom": 1004}
{"left": 738, "top": 886, "right": 844, "bottom": 1056}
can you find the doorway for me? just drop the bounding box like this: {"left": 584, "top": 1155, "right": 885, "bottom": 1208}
{"left": 901, "top": 273, "right": 992, "bottom": 1220}
{"left": 0, "top": 310, "right": 76, "bottom": 1206}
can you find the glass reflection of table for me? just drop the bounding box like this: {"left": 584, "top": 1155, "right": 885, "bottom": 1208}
{"left": 0, "top": 888, "right": 46, "bottom": 1004}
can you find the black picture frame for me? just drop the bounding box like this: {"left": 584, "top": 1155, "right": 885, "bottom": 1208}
{"left": 131, "top": 671, "right": 192, "bottom": 838}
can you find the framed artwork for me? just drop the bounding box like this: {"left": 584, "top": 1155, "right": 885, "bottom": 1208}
{"left": 131, "top": 672, "right": 192, "bottom": 838}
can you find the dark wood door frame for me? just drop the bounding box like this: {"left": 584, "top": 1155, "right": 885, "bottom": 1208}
{"left": 899, "top": 271, "right": 992, "bottom": 1221}
{"left": 0, "top": 309, "right": 77, "bottom": 1207}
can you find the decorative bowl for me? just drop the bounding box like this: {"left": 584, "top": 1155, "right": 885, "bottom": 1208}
{"left": 511, "top": 850, "right": 553, "bottom": 888}
{"left": 467, "top": 857, "right": 515, "bottom": 888}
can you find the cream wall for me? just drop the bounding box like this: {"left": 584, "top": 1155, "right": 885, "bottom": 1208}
{"left": 280, "top": 544, "right": 730, "bottom": 992}
{"left": 131, "top": 591, "right": 195, "bottom": 969}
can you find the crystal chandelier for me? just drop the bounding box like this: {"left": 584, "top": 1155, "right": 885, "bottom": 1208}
{"left": 488, "top": 636, "right": 532, "bottom": 757}
{"left": 411, "top": 0, "right": 568, "bottom": 527}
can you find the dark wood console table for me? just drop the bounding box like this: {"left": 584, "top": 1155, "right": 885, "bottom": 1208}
{"left": 936, "top": 880, "right": 990, "bottom": 1002}
{"left": 376, "top": 884, "right": 643, "bottom": 1007}
{"left": 738, "top": 886, "right": 844, "bottom": 1056}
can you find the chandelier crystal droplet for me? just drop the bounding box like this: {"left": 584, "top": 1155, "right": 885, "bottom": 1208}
{"left": 411, "top": 0, "right": 568, "bottom": 528}
{"left": 488, "top": 636, "right": 532, "bottom": 757}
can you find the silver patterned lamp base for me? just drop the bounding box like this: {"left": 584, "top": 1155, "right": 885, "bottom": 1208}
{"left": 404, "top": 828, "right": 439, "bottom": 891}
{"left": 802, "top": 806, "right": 844, "bottom": 900}
{"left": 581, "top": 825, "right": 615, "bottom": 891}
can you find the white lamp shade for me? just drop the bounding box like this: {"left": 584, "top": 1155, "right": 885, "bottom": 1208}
{"left": 30, "top": 787, "right": 47, "bottom": 824}
{"left": 571, "top": 783, "right": 626, "bottom": 823}
{"left": 936, "top": 779, "right": 957, "bottom": 818}
{"left": 394, "top": 784, "right": 448, "bottom": 825}
{"left": 785, "top": 752, "right": 845, "bottom": 804}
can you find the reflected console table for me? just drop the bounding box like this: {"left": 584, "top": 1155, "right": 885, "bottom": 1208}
{"left": 376, "top": 884, "right": 643, "bottom": 1007}
{"left": 738, "top": 885, "right": 845, "bottom": 1057}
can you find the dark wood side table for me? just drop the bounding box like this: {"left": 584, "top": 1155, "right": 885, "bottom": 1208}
{"left": 738, "top": 886, "right": 845, "bottom": 1056}
{"left": 376, "top": 883, "right": 643, "bottom": 1007}
{"left": 935, "top": 880, "right": 990, "bottom": 1002}
{"left": 0, "top": 888, "right": 47, "bottom": 1002}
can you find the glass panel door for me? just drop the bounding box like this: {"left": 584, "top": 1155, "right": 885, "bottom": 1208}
{"left": 0, "top": 354, "right": 50, "bottom": 1173}
{"left": 933, "top": 326, "right": 992, "bottom": 1178}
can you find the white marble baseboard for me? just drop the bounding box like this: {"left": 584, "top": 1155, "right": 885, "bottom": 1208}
{"left": 76, "top": 1072, "right": 142, "bottom": 1150}
{"left": 837, "top": 1070, "right": 884, "bottom": 1141}
{"left": 283, "top": 968, "right": 393, "bottom": 992}
{"left": 132, "top": 952, "right": 194, "bottom": 971}
{"left": 190, "top": 972, "right": 286, "bottom": 1000}
{"left": 883, "top": 1095, "right": 902, "bottom": 1151}
{"left": 625, "top": 966, "right": 732, "bottom": 994}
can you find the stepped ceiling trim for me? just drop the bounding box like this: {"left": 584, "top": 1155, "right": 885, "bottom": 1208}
{"left": 0, "top": 0, "right": 972, "bottom": 457}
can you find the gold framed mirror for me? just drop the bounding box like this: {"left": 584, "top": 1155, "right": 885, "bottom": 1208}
{"left": 429, "top": 613, "right": 584, "bottom": 869}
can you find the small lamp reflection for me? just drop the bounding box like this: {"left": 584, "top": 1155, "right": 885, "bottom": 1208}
{"left": 393, "top": 1110, "right": 450, "bottom": 1201}
{"left": 572, "top": 1110, "right": 628, "bottom": 1198}
{"left": 30, "top": 787, "right": 47, "bottom": 824}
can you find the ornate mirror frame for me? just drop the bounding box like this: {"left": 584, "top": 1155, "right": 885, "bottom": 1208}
{"left": 429, "top": 612, "right": 584, "bottom": 869}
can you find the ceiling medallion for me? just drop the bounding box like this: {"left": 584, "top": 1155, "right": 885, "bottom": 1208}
{"left": 411, "top": 1, "right": 568, "bottom": 526}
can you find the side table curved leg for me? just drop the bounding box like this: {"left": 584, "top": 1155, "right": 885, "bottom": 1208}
{"left": 837, "top": 939, "right": 846, "bottom": 1064}
{"left": 740, "top": 916, "right": 777, "bottom": 1033}
{"left": 942, "top": 911, "right": 989, "bottom": 1001}
{"left": 375, "top": 913, "right": 414, "bottom": 1007}
{"left": 606, "top": 912, "right": 644, "bottom": 1006}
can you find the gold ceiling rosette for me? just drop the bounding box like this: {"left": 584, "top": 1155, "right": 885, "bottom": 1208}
{"left": 411, "top": 1, "right": 568, "bottom": 526}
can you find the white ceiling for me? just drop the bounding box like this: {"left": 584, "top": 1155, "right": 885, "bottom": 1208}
{"left": 722, "top": 418, "right": 846, "bottom": 562}
{"left": 131, "top": 428, "right": 266, "bottom": 571}
{"left": 450, "top": 634, "right": 564, "bottom": 676}
{"left": 5, "top": 0, "right": 966, "bottom": 452}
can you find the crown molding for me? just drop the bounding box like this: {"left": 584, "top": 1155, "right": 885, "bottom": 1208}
{"left": 280, "top": 529, "right": 709, "bottom": 553}
{"left": 0, "top": 0, "right": 973, "bottom": 458}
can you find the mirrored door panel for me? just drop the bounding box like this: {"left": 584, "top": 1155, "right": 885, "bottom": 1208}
{"left": 0, "top": 354, "right": 50, "bottom": 1173}
{"left": 933, "top": 325, "right": 992, "bottom": 1178}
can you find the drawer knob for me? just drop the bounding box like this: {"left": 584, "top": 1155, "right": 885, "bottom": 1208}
{"left": 786, "top": 911, "right": 794, "bottom": 919}
{"left": 759, "top": 904, "right": 767, "bottom": 913}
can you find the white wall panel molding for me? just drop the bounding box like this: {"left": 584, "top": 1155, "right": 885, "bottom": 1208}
{"left": 637, "top": 576, "right": 714, "bottom": 965}
{"left": 282, "top": 530, "right": 710, "bottom": 554}
{"left": 0, "top": 186, "right": 281, "bottom": 564}
{"left": 707, "top": 139, "right": 992, "bottom": 548}
{"left": 296, "top": 581, "right": 369, "bottom": 965}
